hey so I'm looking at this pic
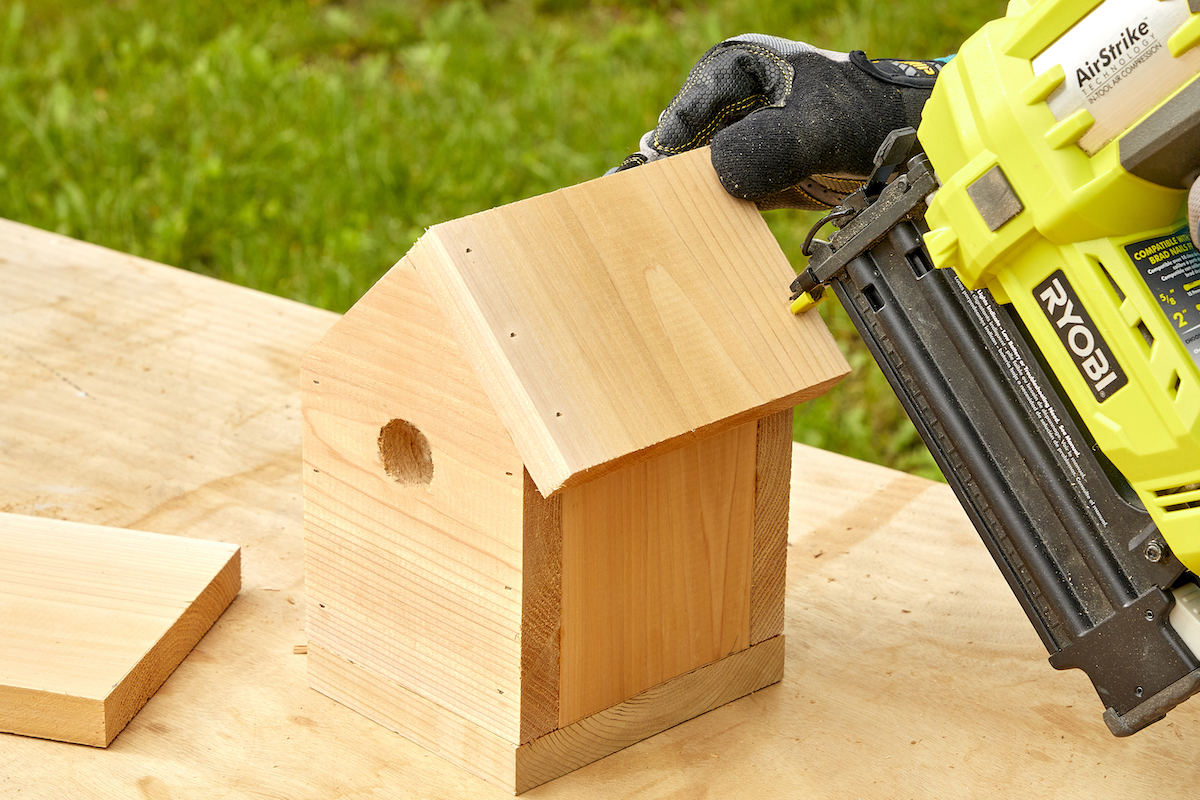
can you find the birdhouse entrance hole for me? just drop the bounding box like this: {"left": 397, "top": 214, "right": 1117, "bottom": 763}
{"left": 378, "top": 419, "right": 433, "bottom": 486}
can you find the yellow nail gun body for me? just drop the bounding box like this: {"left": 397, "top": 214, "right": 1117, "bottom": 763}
{"left": 925, "top": 0, "right": 1200, "bottom": 585}
{"left": 791, "top": 0, "right": 1200, "bottom": 734}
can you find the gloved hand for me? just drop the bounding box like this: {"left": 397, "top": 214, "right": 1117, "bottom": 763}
{"left": 614, "top": 35, "right": 948, "bottom": 210}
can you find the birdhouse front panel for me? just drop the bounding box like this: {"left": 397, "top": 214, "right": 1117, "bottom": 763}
{"left": 303, "top": 260, "right": 530, "bottom": 744}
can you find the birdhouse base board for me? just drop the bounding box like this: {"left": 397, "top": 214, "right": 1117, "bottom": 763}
{"left": 307, "top": 635, "right": 784, "bottom": 794}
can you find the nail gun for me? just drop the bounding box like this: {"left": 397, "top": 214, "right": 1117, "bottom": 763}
{"left": 790, "top": 0, "right": 1200, "bottom": 735}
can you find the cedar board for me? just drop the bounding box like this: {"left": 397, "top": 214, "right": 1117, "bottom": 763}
{"left": 0, "top": 514, "right": 240, "bottom": 746}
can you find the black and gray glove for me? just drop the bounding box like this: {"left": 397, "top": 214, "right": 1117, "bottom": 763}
{"left": 615, "top": 35, "right": 948, "bottom": 210}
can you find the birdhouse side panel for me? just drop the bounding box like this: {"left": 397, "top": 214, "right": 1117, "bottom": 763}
{"left": 557, "top": 419, "right": 759, "bottom": 726}
{"left": 751, "top": 406, "right": 794, "bottom": 645}
{"left": 519, "top": 470, "right": 563, "bottom": 745}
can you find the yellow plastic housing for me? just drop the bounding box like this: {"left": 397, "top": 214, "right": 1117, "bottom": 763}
{"left": 921, "top": 0, "right": 1200, "bottom": 572}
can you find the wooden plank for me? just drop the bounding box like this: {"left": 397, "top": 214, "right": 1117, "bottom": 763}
{"left": 302, "top": 258, "right": 528, "bottom": 743}
{"left": 750, "top": 408, "right": 793, "bottom": 644}
{"left": 0, "top": 513, "right": 239, "bottom": 746}
{"left": 557, "top": 420, "right": 757, "bottom": 726}
{"left": 408, "top": 147, "right": 849, "bottom": 496}
{"left": 310, "top": 635, "right": 782, "bottom": 796}
{"left": 516, "top": 635, "right": 784, "bottom": 794}
{"left": 520, "top": 470, "right": 563, "bottom": 744}
{"left": 307, "top": 643, "right": 520, "bottom": 791}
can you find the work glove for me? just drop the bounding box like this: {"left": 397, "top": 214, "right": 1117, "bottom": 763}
{"left": 613, "top": 35, "right": 948, "bottom": 210}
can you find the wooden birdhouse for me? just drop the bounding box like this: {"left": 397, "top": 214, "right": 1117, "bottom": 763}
{"left": 301, "top": 148, "right": 849, "bottom": 793}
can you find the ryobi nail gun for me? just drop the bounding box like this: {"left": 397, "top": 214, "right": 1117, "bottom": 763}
{"left": 790, "top": 0, "right": 1200, "bottom": 735}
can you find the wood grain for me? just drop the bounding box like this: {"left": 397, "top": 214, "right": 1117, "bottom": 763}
{"left": 408, "top": 147, "right": 849, "bottom": 496}
{"left": 750, "top": 408, "right": 793, "bottom": 644}
{"left": 516, "top": 635, "right": 784, "bottom": 794}
{"left": 0, "top": 513, "right": 239, "bottom": 746}
{"left": 303, "top": 258, "right": 529, "bottom": 743}
{"left": 309, "top": 634, "right": 782, "bottom": 796}
{"left": 558, "top": 420, "right": 757, "bottom": 726}
{"left": 520, "top": 470, "right": 563, "bottom": 744}
{"left": 307, "top": 643, "right": 519, "bottom": 790}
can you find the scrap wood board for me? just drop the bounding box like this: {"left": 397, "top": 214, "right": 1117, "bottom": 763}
{"left": 0, "top": 513, "right": 240, "bottom": 747}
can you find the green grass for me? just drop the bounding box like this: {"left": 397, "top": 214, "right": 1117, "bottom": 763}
{"left": 1, "top": 0, "right": 1009, "bottom": 479}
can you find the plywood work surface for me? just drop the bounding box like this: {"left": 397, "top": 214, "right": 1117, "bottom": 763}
{"left": 0, "top": 514, "right": 239, "bottom": 746}
{"left": 3, "top": 217, "right": 1200, "bottom": 797}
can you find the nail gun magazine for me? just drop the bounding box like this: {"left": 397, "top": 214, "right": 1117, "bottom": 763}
{"left": 789, "top": 0, "right": 1200, "bottom": 735}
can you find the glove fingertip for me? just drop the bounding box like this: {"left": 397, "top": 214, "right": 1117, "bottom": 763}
{"left": 607, "top": 153, "right": 648, "bottom": 175}
{"left": 710, "top": 112, "right": 805, "bottom": 201}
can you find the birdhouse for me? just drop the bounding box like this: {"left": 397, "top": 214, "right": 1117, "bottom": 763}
{"left": 301, "top": 148, "right": 849, "bottom": 793}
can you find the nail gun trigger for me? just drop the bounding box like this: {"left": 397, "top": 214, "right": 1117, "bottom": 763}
{"left": 865, "top": 126, "right": 921, "bottom": 197}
